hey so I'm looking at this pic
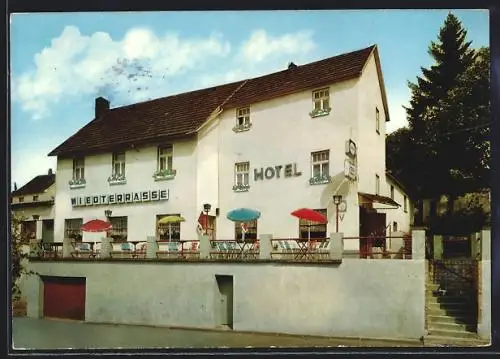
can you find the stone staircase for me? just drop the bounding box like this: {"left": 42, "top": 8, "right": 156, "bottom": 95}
{"left": 424, "top": 272, "right": 487, "bottom": 346}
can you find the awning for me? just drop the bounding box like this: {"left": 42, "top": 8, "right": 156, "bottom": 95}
{"left": 358, "top": 192, "right": 400, "bottom": 207}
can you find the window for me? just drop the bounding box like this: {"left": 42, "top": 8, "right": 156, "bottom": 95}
{"left": 310, "top": 150, "right": 330, "bottom": 184}
{"left": 112, "top": 152, "right": 126, "bottom": 177}
{"left": 109, "top": 152, "right": 126, "bottom": 184}
{"left": 376, "top": 107, "right": 380, "bottom": 134}
{"left": 310, "top": 88, "right": 331, "bottom": 117}
{"left": 21, "top": 220, "right": 36, "bottom": 241}
{"left": 154, "top": 145, "right": 176, "bottom": 180}
{"left": 18, "top": 196, "right": 24, "bottom": 203}
{"left": 390, "top": 185, "right": 394, "bottom": 200}
{"left": 404, "top": 196, "right": 408, "bottom": 213}
{"left": 393, "top": 222, "right": 398, "bottom": 232}
{"left": 235, "top": 220, "right": 257, "bottom": 240}
{"left": 73, "top": 158, "right": 85, "bottom": 180}
{"left": 33, "top": 195, "right": 39, "bottom": 202}
{"left": 299, "top": 208, "right": 327, "bottom": 239}
{"left": 109, "top": 216, "right": 128, "bottom": 241}
{"left": 70, "top": 158, "right": 86, "bottom": 188}
{"left": 233, "top": 162, "right": 250, "bottom": 192}
{"left": 233, "top": 107, "right": 252, "bottom": 132}
{"left": 64, "top": 218, "right": 83, "bottom": 242}
{"left": 157, "top": 214, "right": 181, "bottom": 241}
{"left": 375, "top": 174, "right": 380, "bottom": 195}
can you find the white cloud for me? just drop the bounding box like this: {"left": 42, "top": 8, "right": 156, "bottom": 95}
{"left": 12, "top": 26, "right": 232, "bottom": 119}
{"left": 199, "top": 29, "right": 318, "bottom": 88}
{"left": 240, "top": 29, "right": 316, "bottom": 63}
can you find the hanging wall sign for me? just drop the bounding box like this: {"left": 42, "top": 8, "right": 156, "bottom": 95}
{"left": 254, "top": 163, "right": 302, "bottom": 181}
{"left": 71, "top": 189, "right": 169, "bottom": 207}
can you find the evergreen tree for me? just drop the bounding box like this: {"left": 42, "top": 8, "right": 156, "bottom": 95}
{"left": 387, "top": 13, "right": 490, "bottom": 218}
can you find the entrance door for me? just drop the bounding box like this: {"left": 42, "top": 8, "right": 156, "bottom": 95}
{"left": 359, "top": 208, "right": 386, "bottom": 258}
{"left": 215, "top": 275, "right": 233, "bottom": 328}
{"left": 42, "top": 276, "right": 86, "bottom": 320}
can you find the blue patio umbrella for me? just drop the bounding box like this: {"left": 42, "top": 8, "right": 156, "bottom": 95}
{"left": 226, "top": 208, "right": 261, "bottom": 241}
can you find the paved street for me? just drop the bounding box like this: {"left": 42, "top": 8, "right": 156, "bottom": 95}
{"left": 12, "top": 317, "right": 421, "bottom": 350}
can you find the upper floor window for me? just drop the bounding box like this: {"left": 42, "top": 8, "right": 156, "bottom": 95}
{"left": 404, "top": 196, "right": 408, "bottom": 213}
{"left": 233, "top": 162, "right": 250, "bottom": 192}
{"left": 376, "top": 107, "right": 380, "bottom": 134}
{"left": 69, "top": 158, "right": 86, "bottom": 189}
{"left": 233, "top": 107, "right": 252, "bottom": 133}
{"left": 33, "top": 195, "right": 39, "bottom": 202}
{"left": 310, "top": 150, "right": 331, "bottom": 185}
{"left": 18, "top": 196, "right": 24, "bottom": 203}
{"left": 375, "top": 174, "right": 380, "bottom": 195}
{"left": 310, "top": 88, "right": 331, "bottom": 118}
{"left": 390, "top": 185, "right": 394, "bottom": 200}
{"left": 108, "top": 152, "right": 126, "bottom": 185}
{"left": 154, "top": 145, "right": 176, "bottom": 181}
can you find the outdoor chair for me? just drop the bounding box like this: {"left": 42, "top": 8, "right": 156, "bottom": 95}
{"left": 110, "top": 242, "right": 132, "bottom": 259}
{"left": 71, "top": 242, "right": 92, "bottom": 258}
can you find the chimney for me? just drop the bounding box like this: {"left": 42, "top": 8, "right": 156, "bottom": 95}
{"left": 288, "top": 62, "right": 297, "bottom": 70}
{"left": 13, "top": 182, "right": 17, "bottom": 191}
{"left": 48, "top": 168, "right": 53, "bottom": 175}
{"left": 95, "top": 97, "right": 110, "bottom": 118}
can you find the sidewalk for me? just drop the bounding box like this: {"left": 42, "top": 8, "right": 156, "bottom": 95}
{"left": 12, "top": 317, "right": 422, "bottom": 350}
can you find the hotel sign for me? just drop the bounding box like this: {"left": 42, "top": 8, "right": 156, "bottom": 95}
{"left": 71, "top": 189, "right": 169, "bottom": 207}
{"left": 254, "top": 163, "right": 302, "bottom": 181}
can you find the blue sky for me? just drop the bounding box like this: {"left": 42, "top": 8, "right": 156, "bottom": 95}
{"left": 10, "top": 10, "right": 489, "bottom": 188}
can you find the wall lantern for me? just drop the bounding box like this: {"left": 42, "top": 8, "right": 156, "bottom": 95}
{"left": 104, "top": 209, "right": 112, "bottom": 218}
{"left": 332, "top": 195, "right": 343, "bottom": 232}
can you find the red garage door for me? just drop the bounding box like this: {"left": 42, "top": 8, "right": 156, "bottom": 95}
{"left": 42, "top": 276, "right": 86, "bottom": 320}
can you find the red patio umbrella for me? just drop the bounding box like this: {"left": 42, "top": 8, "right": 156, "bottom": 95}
{"left": 291, "top": 208, "right": 328, "bottom": 242}
{"left": 81, "top": 219, "right": 112, "bottom": 232}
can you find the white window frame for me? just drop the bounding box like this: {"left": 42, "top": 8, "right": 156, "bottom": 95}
{"left": 112, "top": 152, "right": 126, "bottom": 177}
{"left": 33, "top": 195, "right": 39, "bottom": 202}
{"left": 310, "top": 150, "right": 330, "bottom": 184}
{"left": 376, "top": 107, "right": 380, "bottom": 134}
{"left": 233, "top": 162, "right": 250, "bottom": 191}
{"left": 310, "top": 88, "right": 331, "bottom": 117}
{"left": 18, "top": 196, "right": 24, "bottom": 203}
{"left": 233, "top": 107, "right": 252, "bottom": 132}
{"left": 158, "top": 145, "right": 173, "bottom": 172}
{"left": 375, "top": 174, "right": 380, "bottom": 195}
{"left": 73, "top": 158, "right": 85, "bottom": 180}
{"left": 237, "top": 107, "right": 250, "bottom": 126}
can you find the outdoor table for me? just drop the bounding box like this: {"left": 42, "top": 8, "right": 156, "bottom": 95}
{"left": 294, "top": 239, "right": 314, "bottom": 260}
{"left": 236, "top": 238, "right": 257, "bottom": 259}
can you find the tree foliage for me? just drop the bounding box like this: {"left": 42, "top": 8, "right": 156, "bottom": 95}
{"left": 387, "top": 13, "right": 490, "bottom": 213}
{"left": 11, "top": 212, "right": 35, "bottom": 301}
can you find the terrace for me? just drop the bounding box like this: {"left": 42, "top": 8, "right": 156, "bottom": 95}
{"left": 29, "top": 231, "right": 414, "bottom": 263}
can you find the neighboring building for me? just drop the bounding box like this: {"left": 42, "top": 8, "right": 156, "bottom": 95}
{"left": 48, "top": 44, "right": 411, "bottom": 245}
{"left": 11, "top": 169, "right": 56, "bottom": 242}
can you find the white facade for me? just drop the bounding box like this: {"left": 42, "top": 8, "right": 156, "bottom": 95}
{"left": 53, "top": 50, "right": 411, "bottom": 243}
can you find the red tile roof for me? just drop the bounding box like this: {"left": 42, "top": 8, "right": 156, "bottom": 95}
{"left": 12, "top": 174, "right": 55, "bottom": 196}
{"left": 49, "top": 45, "right": 380, "bottom": 157}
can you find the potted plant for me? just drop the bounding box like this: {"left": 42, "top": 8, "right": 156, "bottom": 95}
{"left": 11, "top": 212, "right": 36, "bottom": 317}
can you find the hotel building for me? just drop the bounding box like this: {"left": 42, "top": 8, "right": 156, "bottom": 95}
{"left": 48, "top": 45, "right": 411, "bottom": 246}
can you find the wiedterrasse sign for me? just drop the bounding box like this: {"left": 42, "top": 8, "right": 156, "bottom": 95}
{"left": 71, "top": 189, "right": 169, "bottom": 207}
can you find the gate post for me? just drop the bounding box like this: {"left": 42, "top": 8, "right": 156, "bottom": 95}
{"left": 411, "top": 229, "right": 425, "bottom": 260}
{"left": 477, "top": 229, "right": 491, "bottom": 341}
{"left": 433, "top": 235, "right": 443, "bottom": 260}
